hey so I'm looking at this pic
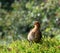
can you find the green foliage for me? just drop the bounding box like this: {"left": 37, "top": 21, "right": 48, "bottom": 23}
{"left": 0, "top": 0, "right": 60, "bottom": 53}
{"left": 0, "top": 38, "right": 60, "bottom": 53}
{"left": 0, "top": 0, "right": 60, "bottom": 40}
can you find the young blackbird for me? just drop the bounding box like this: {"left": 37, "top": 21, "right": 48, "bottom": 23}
{"left": 27, "top": 21, "right": 42, "bottom": 43}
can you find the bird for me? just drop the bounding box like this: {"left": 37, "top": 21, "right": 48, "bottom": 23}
{"left": 27, "top": 21, "right": 42, "bottom": 43}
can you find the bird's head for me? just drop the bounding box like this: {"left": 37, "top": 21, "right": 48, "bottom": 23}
{"left": 33, "top": 21, "right": 40, "bottom": 28}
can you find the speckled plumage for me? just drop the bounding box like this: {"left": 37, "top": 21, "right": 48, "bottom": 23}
{"left": 27, "top": 21, "right": 42, "bottom": 43}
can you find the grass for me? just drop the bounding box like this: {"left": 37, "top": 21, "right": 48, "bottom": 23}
{"left": 0, "top": 37, "right": 60, "bottom": 53}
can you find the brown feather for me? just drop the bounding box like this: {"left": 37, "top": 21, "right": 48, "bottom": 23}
{"left": 27, "top": 21, "right": 42, "bottom": 43}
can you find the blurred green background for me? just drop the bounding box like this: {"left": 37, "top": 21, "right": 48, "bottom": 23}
{"left": 0, "top": 0, "right": 60, "bottom": 41}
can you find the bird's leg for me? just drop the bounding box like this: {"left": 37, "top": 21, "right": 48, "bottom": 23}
{"left": 28, "top": 41, "right": 33, "bottom": 46}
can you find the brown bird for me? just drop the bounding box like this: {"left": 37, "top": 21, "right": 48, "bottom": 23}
{"left": 27, "top": 21, "right": 42, "bottom": 43}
